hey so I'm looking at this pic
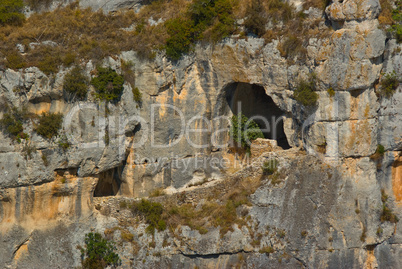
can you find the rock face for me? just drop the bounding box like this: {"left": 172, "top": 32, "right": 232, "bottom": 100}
{"left": 0, "top": 0, "right": 401, "bottom": 268}
{"left": 26, "top": 0, "right": 145, "bottom": 13}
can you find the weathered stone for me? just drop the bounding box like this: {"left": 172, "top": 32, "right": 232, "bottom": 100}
{"left": 325, "top": 0, "right": 381, "bottom": 22}
{"left": 0, "top": 1, "right": 401, "bottom": 267}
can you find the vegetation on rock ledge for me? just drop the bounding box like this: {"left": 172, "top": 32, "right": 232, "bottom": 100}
{"left": 380, "top": 71, "right": 400, "bottom": 98}
{"left": 380, "top": 189, "right": 399, "bottom": 223}
{"left": 35, "top": 112, "right": 63, "bottom": 139}
{"left": 63, "top": 66, "right": 89, "bottom": 101}
{"left": 230, "top": 113, "right": 264, "bottom": 150}
{"left": 80, "top": 232, "right": 120, "bottom": 269}
{"left": 262, "top": 159, "right": 279, "bottom": 175}
{"left": 0, "top": 0, "right": 331, "bottom": 71}
{"left": 91, "top": 67, "right": 125, "bottom": 102}
{"left": 293, "top": 73, "right": 319, "bottom": 106}
{"left": 0, "top": 105, "right": 29, "bottom": 142}
{"left": 0, "top": 0, "right": 25, "bottom": 26}
{"left": 131, "top": 199, "right": 167, "bottom": 234}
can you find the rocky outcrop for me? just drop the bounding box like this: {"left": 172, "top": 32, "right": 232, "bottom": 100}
{"left": 26, "top": 0, "right": 145, "bottom": 13}
{"left": 0, "top": 0, "right": 401, "bottom": 268}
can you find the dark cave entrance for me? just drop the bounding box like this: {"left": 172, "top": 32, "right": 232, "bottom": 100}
{"left": 224, "top": 83, "right": 290, "bottom": 149}
{"left": 93, "top": 166, "right": 123, "bottom": 197}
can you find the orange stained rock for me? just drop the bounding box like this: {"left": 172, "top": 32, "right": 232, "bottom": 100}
{"left": 0, "top": 175, "right": 97, "bottom": 231}
{"left": 14, "top": 244, "right": 28, "bottom": 261}
{"left": 392, "top": 152, "right": 402, "bottom": 203}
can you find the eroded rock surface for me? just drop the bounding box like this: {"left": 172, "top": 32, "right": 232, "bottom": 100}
{"left": 0, "top": 0, "right": 401, "bottom": 268}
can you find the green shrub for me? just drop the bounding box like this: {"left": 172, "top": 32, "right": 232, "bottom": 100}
{"left": 392, "top": 24, "right": 402, "bottom": 43}
{"left": 380, "top": 71, "right": 399, "bottom": 98}
{"left": 205, "top": 0, "right": 236, "bottom": 41}
{"left": 132, "top": 87, "right": 142, "bottom": 106}
{"left": 36, "top": 52, "right": 61, "bottom": 75}
{"left": 230, "top": 113, "right": 264, "bottom": 149}
{"left": 0, "top": 105, "right": 29, "bottom": 141}
{"left": 380, "top": 189, "right": 399, "bottom": 223}
{"left": 370, "top": 144, "right": 385, "bottom": 160}
{"left": 389, "top": 2, "right": 402, "bottom": 43}
{"left": 165, "top": 17, "right": 196, "bottom": 60}
{"left": 376, "top": 144, "right": 385, "bottom": 155}
{"left": 165, "top": 0, "right": 235, "bottom": 60}
{"left": 0, "top": 0, "right": 25, "bottom": 26}
{"left": 80, "top": 232, "right": 120, "bottom": 269}
{"left": 63, "top": 66, "right": 89, "bottom": 100}
{"left": 293, "top": 73, "right": 319, "bottom": 106}
{"left": 262, "top": 159, "right": 279, "bottom": 175}
{"left": 58, "top": 133, "right": 71, "bottom": 151}
{"left": 244, "top": 0, "right": 267, "bottom": 37}
{"left": 35, "top": 112, "right": 63, "bottom": 139}
{"left": 0, "top": 112, "right": 23, "bottom": 138}
{"left": 62, "top": 52, "right": 77, "bottom": 66}
{"left": 190, "top": 0, "right": 218, "bottom": 26}
{"left": 91, "top": 67, "right": 124, "bottom": 102}
{"left": 132, "top": 199, "right": 166, "bottom": 234}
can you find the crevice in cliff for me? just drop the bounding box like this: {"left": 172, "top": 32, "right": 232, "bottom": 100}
{"left": 222, "top": 82, "right": 291, "bottom": 149}
{"left": 93, "top": 166, "right": 124, "bottom": 197}
{"left": 12, "top": 235, "right": 30, "bottom": 260}
{"left": 178, "top": 249, "right": 251, "bottom": 259}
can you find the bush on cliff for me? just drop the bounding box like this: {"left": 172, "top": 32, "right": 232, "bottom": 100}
{"left": 165, "top": 17, "right": 196, "bottom": 60}
{"left": 63, "top": 66, "right": 89, "bottom": 101}
{"left": 0, "top": 0, "right": 25, "bottom": 26}
{"left": 380, "top": 189, "right": 399, "bottom": 223}
{"left": 230, "top": 113, "right": 264, "bottom": 150}
{"left": 35, "top": 112, "right": 63, "bottom": 139}
{"left": 262, "top": 159, "right": 279, "bottom": 175}
{"left": 380, "top": 71, "right": 399, "bottom": 98}
{"left": 132, "top": 199, "right": 166, "bottom": 234}
{"left": 390, "top": 1, "right": 402, "bottom": 43}
{"left": 0, "top": 105, "right": 29, "bottom": 142}
{"left": 80, "top": 232, "right": 120, "bottom": 269}
{"left": 293, "top": 73, "right": 319, "bottom": 106}
{"left": 91, "top": 67, "right": 124, "bottom": 102}
{"left": 165, "top": 0, "right": 236, "bottom": 60}
{"left": 244, "top": 0, "right": 268, "bottom": 37}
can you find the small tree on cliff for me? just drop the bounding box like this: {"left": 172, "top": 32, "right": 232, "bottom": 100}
{"left": 80, "top": 232, "right": 120, "bottom": 269}
{"left": 230, "top": 113, "right": 264, "bottom": 150}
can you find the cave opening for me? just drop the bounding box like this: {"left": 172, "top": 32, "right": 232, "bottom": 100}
{"left": 93, "top": 166, "right": 123, "bottom": 197}
{"left": 224, "top": 82, "right": 290, "bottom": 149}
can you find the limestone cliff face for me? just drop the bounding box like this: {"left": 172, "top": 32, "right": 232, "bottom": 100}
{"left": 0, "top": 0, "right": 401, "bottom": 268}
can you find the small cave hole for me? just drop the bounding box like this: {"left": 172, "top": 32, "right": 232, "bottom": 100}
{"left": 224, "top": 82, "right": 291, "bottom": 149}
{"left": 93, "top": 167, "right": 123, "bottom": 197}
